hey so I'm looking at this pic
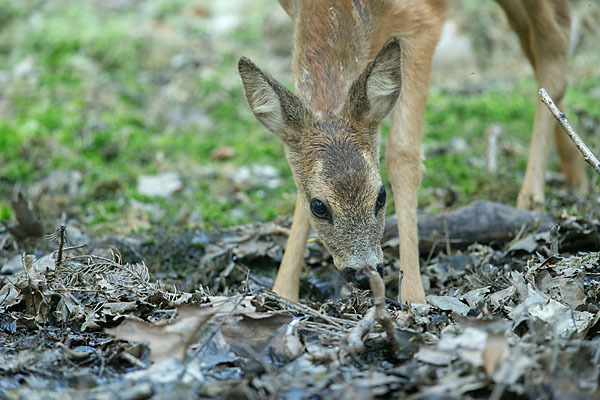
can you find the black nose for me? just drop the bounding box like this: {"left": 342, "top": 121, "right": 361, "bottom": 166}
{"left": 376, "top": 263, "right": 384, "bottom": 278}
{"left": 341, "top": 267, "right": 356, "bottom": 283}
{"left": 341, "top": 268, "right": 373, "bottom": 290}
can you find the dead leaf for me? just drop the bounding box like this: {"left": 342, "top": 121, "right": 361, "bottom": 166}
{"left": 103, "top": 301, "right": 138, "bottom": 314}
{"left": 507, "top": 232, "right": 550, "bottom": 254}
{"left": 438, "top": 327, "right": 487, "bottom": 368}
{"left": 81, "top": 309, "right": 101, "bottom": 332}
{"left": 535, "top": 268, "right": 586, "bottom": 309}
{"left": 509, "top": 283, "right": 595, "bottom": 339}
{"left": 265, "top": 318, "right": 304, "bottom": 362}
{"left": 463, "top": 287, "right": 490, "bottom": 308}
{"left": 107, "top": 305, "right": 213, "bottom": 362}
{"left": 482, "top": 333, "right": 508, "bottom": 376}
{"left": 220, "top": 311, "right": 293, "bottom": 354}
{"left": 0, "top": 282, "right": 21, "bottom": 308}
{"left": 488, "top": 286, "right": 516, "bottom": 311}
{"left": 414, "top": 346, "right": 455, "bottom": 365}
{"left": 492, "top": 351, "right": 539, "bottom": 386}
{"left": 427, "top": 295, "right": 471, "bottom": 316}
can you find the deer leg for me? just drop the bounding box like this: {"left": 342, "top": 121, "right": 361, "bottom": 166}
{"left": 554, "top": 114, "right": 589, "bottom": 196}
{"left": 517, "top": 86, "right": 562, "bottom": 210}
{"left": 498, "top": 0, "right": 574, "bottom": 209}
{"left": 386, "top": 35, "right": 441, "bottom": 305}
{"left": 272, "top": 192, "right": 310, "bottom": 300}
{"left": 387, "top": 101, "right": 427, "bottom": 305}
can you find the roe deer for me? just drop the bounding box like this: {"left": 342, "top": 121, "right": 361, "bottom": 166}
{"left": 238, "top": 0, "right": 587, "bottom": 304}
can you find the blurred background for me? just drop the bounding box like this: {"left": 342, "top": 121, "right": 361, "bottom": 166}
{"left": 0, "top": 0, "right": 599, "bottom": 237}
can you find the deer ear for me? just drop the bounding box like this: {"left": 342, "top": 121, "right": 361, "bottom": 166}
{"left": 278, "top": 0, "right": 298, "bottom": 19}
{"left": 344, "top": 38, "right": 403, "bottom": 126}
{"left": 238, "top": 57, "right": 310, "bottom": 146}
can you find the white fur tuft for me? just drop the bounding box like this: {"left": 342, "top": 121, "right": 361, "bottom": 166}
{"left": 247, "top": 80, "right": 286, "bottom": 134}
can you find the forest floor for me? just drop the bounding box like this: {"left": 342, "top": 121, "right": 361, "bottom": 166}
{"left": 1, "top": 0, "right": 600, "bottom": 398}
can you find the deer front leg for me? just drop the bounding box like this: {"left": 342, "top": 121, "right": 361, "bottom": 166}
{"left": 386, "top": 133, "right": 425, "bottom": 305}
{"left": 384, "top": 30, "right": 443, "bottom": 305}
{"left": 272, "top": 192, "right": 310, "bottom": 300}
{"left": 386, "top": 74, "right": 434, "bottom": 305}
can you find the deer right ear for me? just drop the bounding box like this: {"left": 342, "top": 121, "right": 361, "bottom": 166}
{"left": 238, "top": 57, "right": 310, "bottom": 146}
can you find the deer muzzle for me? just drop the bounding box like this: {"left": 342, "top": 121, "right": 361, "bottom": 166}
{"left": 341, "top": 263, "right": 384, "bottom": 289}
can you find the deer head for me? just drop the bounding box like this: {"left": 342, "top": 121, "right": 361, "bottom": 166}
{"left": 238, "top": 39, "right": 402, "bottom": 289}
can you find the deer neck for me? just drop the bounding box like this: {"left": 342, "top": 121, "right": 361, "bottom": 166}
{"left": 291, "top": 1, "right": 372, "bottom": 115}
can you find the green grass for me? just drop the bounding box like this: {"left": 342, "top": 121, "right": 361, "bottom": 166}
{"left": 0, "top": 0, "right": 598, "bottom": 233}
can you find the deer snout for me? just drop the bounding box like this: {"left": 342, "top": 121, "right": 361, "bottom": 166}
{"left": 341, "top": 263, "right": 384, "bottom": 290}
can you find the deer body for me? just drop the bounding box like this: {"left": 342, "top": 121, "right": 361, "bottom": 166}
{"left": 239, "top": 0, "right": 586, "bottom": 303}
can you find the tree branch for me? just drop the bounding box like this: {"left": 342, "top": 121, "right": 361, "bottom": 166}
{"left": 539, "top": 88, "right": 600, "bottom": 175}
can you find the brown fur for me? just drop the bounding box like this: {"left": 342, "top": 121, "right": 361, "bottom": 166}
{"left": 239, "top": 0, "right": 585, "bottom": 303}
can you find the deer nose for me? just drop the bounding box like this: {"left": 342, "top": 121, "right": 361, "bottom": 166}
{"left": 341, "top": 264, "right": 384, "bottom": 290}
{"left": 376, "top": 263, "right": 384, "bottom": 278}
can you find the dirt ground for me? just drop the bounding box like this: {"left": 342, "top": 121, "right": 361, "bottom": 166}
{"left": 1, "top": 197, "right": 600, "bottom": 399}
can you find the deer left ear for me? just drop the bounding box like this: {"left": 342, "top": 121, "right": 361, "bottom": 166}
{"left": 343, "top": 38, "right": 403, "bottom": 126}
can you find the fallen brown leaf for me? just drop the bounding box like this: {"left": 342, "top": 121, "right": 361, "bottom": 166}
{"left": 107, "top": 305, "right": 214, "bottom": 362}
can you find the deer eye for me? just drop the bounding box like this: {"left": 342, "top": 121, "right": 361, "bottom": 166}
{"left": 310, "top": 198, "right": 329, "bottom": 220}
{"left": 375, "top": 186, "right": 386, "bottom": 213}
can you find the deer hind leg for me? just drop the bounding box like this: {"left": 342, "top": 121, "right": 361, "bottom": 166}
{"left": 497, "top": 0, "right": 584, "bottom": 209}
{"left": 272, "top": 192, "right": 310, "bottom": 301}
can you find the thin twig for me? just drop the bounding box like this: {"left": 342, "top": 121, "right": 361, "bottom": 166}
{"left": 424, "top": 238, "right": 465, "bottom": 266}
{"left": 539, "top": 88, "right": 600, "bottom": 175}
{"left": 48, "top": 225, "right": 67, "bottom": 269}
{"left": 550, "top": 224, "right": 560, "bottom": 256}
{"left": 180, "top": 295, "right": 246, "bottom": 379}
{"left": 234, "top": 262, "right": 272, "bottom": 288}
{"left": 262, "top": 292, "right": 355, "bottom": 329}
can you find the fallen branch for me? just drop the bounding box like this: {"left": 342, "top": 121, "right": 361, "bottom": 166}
{"left": 539, "top": 88, "right": 600, "bottom": 175}
{"left": 343, "top": 270, "right": 400, "bottom": 358}
{"left": 345, "top": 307, "right": 376, "bottom": 357}
{"left": 342, "top": 269, "right": 400, "bottom": 359}
{"left": 384, "top": 201, "right": 555, "bottom": 255}
{"left": 263, "top": 292, "right": 356, "bottom": 329}
{"left": 307, "top": 270, "right": 400, "bottom": 364}
{"left": 306, "top": 306, "right": 374, "bottom": 365}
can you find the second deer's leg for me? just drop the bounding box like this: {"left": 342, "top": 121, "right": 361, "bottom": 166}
{"left": 498, "top": 0, "right": 579, "bottom": 209}
{"left": 554, "top": 114, "right": 588, "bottom": 196}
{"left": 272, "top": 192, "right": 310, "bottom": 301}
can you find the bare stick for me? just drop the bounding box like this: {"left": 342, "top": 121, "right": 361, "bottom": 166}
{"left": 365, "top": 268, "right": 399, "bottom": 353}
{"left": 46, "top": 225, "right": 67, "bottom": 269}
{"left": 345, "top": 308, "right": 376, "bottom": 356}
{"left": 539, "top": 88, "right": 600, "bottom": 175}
